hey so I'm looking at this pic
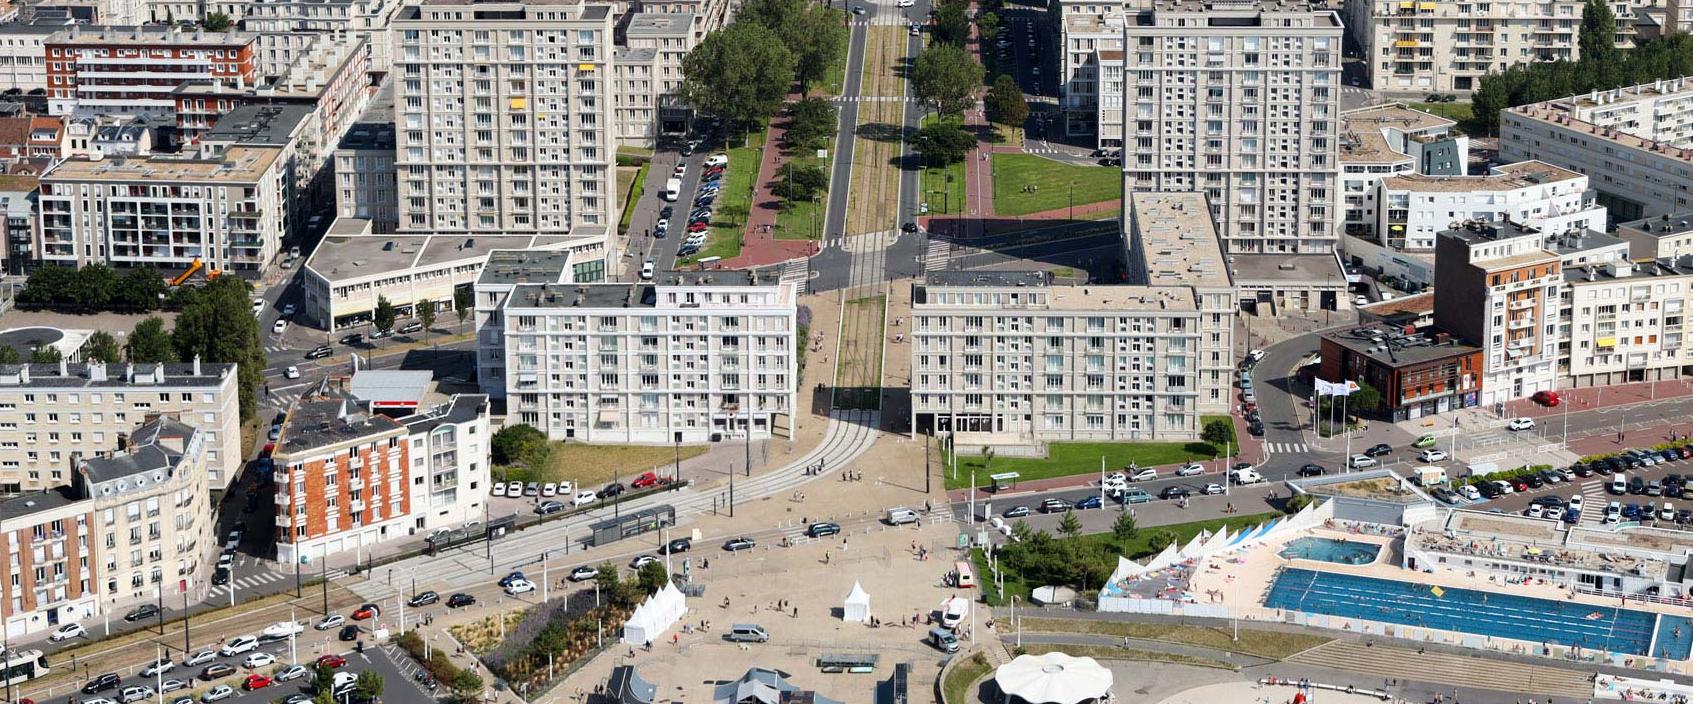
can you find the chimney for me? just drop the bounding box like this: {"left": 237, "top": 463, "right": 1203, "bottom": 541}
{"left": 57, "top": 358, "right": 66, "bottom": 377}
{"left": 124, "top": 363, "right": 134, "bottom": 381}
{"left": 87, "top": 362, "right": 105, "bottom": 381}
{"left": 192, "top": 354, "right": 201, "bottom": 376}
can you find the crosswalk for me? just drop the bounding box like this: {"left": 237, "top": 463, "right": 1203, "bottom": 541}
{"left": 265, "top": 388, "right": 307, "bottom": 408}
{"left": 922, "top": 239, "right": 950, "bottom": 272}
{"left": 833, "top": 95, "right": 914, "bottom": 103}
{"left": 778, "top": 258, "right": 809, "bottom": 288}
{"left": 1264, "top": 441, "right": 1309, "bottom": 455}
{"left": 1578, "top": 479, "right": 1609, "bottom": 526}
{"left": 216, "top": 567, "right": 294, "bottom": 596}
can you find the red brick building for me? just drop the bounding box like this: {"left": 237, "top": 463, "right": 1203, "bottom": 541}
{"left": 271, "top": 397, "right": 411, "bottom": 565}
{"left": 0, "top": 488, "right": 99, "bottom": 636}
{"left": 1319, "top": 323, "right": 1485, "bottom": 421}
{"left": 45, "top": 26, "right": 256, "bottom": 117}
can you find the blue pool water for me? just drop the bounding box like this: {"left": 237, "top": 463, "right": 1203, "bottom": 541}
{"left": 1655, "top": 615, "right": 1693, "bottom": 660}
{"left": 1265, "top": 568, "right": 1689, "bottom": 659}
{"left": 1278, "top": 537, "right": 1381, "bottom": 565}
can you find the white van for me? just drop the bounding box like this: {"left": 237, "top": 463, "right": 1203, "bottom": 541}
{"left": 885, "top": 507, "right": 919, "bottom": 525}
{"left": 662, "top": 177, "right": 682, "bottom": 201}
{"left": 1611, "top": 473, "right": 1628, "bottom": 495}
{"left": 1229, "top": 468, "right": 1264, "bottom": 485}
{"left": 928, "top": 626, "right": 959, "bottom": 653}
{"left": 726, "top": 624, "right": 769, "bottom": 642}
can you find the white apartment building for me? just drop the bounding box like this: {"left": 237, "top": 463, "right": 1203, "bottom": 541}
{"left": 1117, "top": 0, "right": 1344, "bottom": 254}
{"left": 476, "top": 259, "right": 798, "bottom": 443}
{"left": 1558, "top": 257, "right": 1693, "bottom": 387}
{"left": 631, "top": 0, "right": 732, "bottom": 39}
{"left": 1376, "top": 160, "right": 1603, "bottom": 254}
{"left": 1502, "top": 79, "right": 1693, "bottom": 222}
{"left": 1342, "top": 0, "right": 1585, "bottom": 93}
{"left": 0, "top": 21, "right": 64, "bottom": 93}
{"left": 334, "top": 112, "right": 397, "bottom": 232}
{"left": 614, "top": 12, "right": 692, "bottom": 147}
{"left": 241, "top": 0, "right": 404, "bottom": 76}
{"left": 38, "top": 145, "right": 289, "bottom": 273}
{"left": 1434, "top": 221, "right": 1566, "bottom": 405}
{"left": 1054, "top": 0, "right": 1124, "bottom": 143}
{"left": 1340, "top": 103, "right": 1465, "bottom": 242}
{"left": 1123, "top": 191, "right": 1236, "bottom": 414}
{"left": 392, "top": 0, "right": 617, "bottom": 235}
{"left": 78, "top": 416, "right": 214, "bottom": 610}
{"left": 400, "top": 394, "right": 490, "bottom": 531}
{"left": 0, "top": 361, "right": 241, "bottom": 493}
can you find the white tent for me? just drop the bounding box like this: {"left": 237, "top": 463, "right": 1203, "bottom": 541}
{"left": 622, "top": 582, "right": 688, "bottom": 645}
{"left": 995, "top": 652, "right": 1113, "bottom": 704}
{"left": 842, "top": 582, "right": 871, "bottom": 623}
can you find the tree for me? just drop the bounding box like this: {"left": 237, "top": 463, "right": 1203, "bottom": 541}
{"left": 785, "top": 98, "right": 838, "bottom": 151}
{"left": 984, "top": 75, "right": 1029, "bottom": 133}
{"left": 0, "top": 347, "right": 19, "bottom": 365}
{"left": 83, "top": 331, "right": 121, "bottom": 363}
{"left": 932, "top": 0, "right": 971, "bottom": 46}
{"left": 1579, "top": 0, "right": 1618, "bottom": 67}
{"left": 373, "top": 295, "right": 396, "bottom": 336}
{"left": 979, "top": 446, "right": 994, "bottom": 475}
{"left": 491, "top": 424, "right": 550, "bottom": 468}
{"left": 1284, "top": 493, "right": 1316, "bottom": 514}
{"left": 354, "top": 670, "right": 384, "bottom": 702}
{"left": 1147, "top": 529, "right": 1179, "bottom": 551}
{"left": 454, "top": 287, "right": 473, "bottom": 334}
{"left": 417, "top": 298, "right": 436, "bottom": 346}
{"left": 1351, "top": 380, "right": 1384, "bottom": 413}
{"left": 202, "top": 11, "right": 232, "bottom": 31}
{"left": 912, "top": 120, "right": 976, "bottom": 166}
{"left": 775, "top": 163, "right": 828, "bottom": 202}
{"left": 1110, "top": 510, "right": 1138, "bottom": 551}
{"left": 1057, "top": 510, "right": 1082, "bottom": 539}
{"left": 636, "top": 560, "right": 669, "bottom": 595}
{"left": 125, "top": 317, "right": 175, "bottom": 363}
{"left": 593, "top": 560, "right": 624, "bottom": 604}
{"left": 450, "top": 669, "right": 483, "bottom": 701}
{"left": 67, "top": 264, "right": 118, "bottom": 310}
{"left": 17, "top": 265, "right": 75, "bottom": 307}
{"left": 1201, "top": 419, "right": 1234, "bottom": 451}
{"left": 27, "top": 345, "right": 59, "bottom": 363}
{"left": 785, "top": 3, "right": 847, "bottom": 91}
{"left": 312, "top": 663, "right": 336, "bottom": 699}
{"left": 683, "top": 23, "right": 795, "bottom": 135}
{"left": 113, "top": 267, "right": 166, "bottom": 311}
{"left": 170, "top": 276, "right": 263, "bottom": 419}
{"left": 913, "top": 44, "right": 984, "bottom": 117}
{"left": 977, "top": 11, "right": 1000, "bottom": 42}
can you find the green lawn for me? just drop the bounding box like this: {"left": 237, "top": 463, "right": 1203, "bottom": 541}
{"left": 616, "top": 163, "right": 649, "bottom": 236}
{"left": 943, "top": 440, "right": 1225, "bottom": 489}
{"left": 918, "top": 116, "right": 969, "bottom": 216}
{"left": 1019, "top": 618, "right": 1331, "bottom": 661}
{"left": 973, "top": 513, "right": 1279, "bottom": 605}
{"left": 772, "top": 155, "right": 828, "bottom": 240}
{"left": 941, "top": 652, "right": 992, "bottom": 704}
{"left": 1019, "top": 644, "right": 1236, "bottom": 670}
{"left": 992, "top": 153, "right": 1122, "bottom": 217}
{"left": 1409, "top": 101, "right": 1486, "bottom": 136}
{"left": 680, "top": 129, "right": 764, "bottom": 266}
{"left": 820, "top": 10, "right": 851, "bottom": 96}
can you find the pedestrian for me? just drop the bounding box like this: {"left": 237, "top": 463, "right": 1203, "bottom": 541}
{"left": 793, "top": 606, "right": 799, "bottom": 618}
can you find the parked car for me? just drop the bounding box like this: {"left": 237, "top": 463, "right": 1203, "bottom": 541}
{"left": 51, "top": 622, "right": 87, "bottom": 642}
{"left": 1532, "top": 390, "right": 1561, "bottom": 407}
{"left": 1507, "top": 417, "right": 1536, "bottom": 431}
{"left": 315, "top": 614, "right": 344, "bottom": 630}
{"left": 723, "top": 537, "right": 757, "bottom": 551}
{"left": 1129, "top": 467, "right": 1158, "bottom": 482}
{"left": 806, "top": 522, "right": 842, "bottom": 538}
{"left": 1115, "top": 488, "right": 1154, "bottom": 504}
{"left": 1075, "top": 495, "right": 1103, "bottom": 510}
{"left": 535, "top": 500, "right": 566, "bottom": 515}
{"left": 201, "top": 686, "right": 234, "bottom": 703}
{"left": 408, "top": 591, "right": 440, "bottom": 607}
{"left": 1176, "top": 462, "right": 1205, "bottom": 476}
{"left": 1003, "top": 505, "right": 1031, "bottom": 518}
{"left": 83, "top": 673, "right": 122, "bottom": 694}
{"left": 219, "top": 636, "right": 259, "bottom": 657}
{"left": 1160, "top": 486, "right": 1191, "bottom": 500}
{"left": 275, "top": 666, "right": 309, "bottom": 682}
{"left": 1418, "top": 449, "right": 1449, "bottom": 463}
{"left": 200, "top": 664, "right": 235, "bottom": 681}
{"left": 315, "top": 655, "right": 348, "bottom": 669}
{"left": 125, "top": 604, "right": 160, "bottom": 622}
{"left": 351, "top": 603, "right": 380, "bottom": 620}
{"left": 1348, "top": 455, "right": 1377, "bottom": 469}
{"left": 1038, "top": 498, "right": 1069, "bottom": 513}
{"left": 448, "top": 593, "right": 477, "bottom": 608}
{"left": 568, "top": 566, "right": 599, "bottom": 582}
{"left": 242, "top": 653, "right": 276, "bottom": 670}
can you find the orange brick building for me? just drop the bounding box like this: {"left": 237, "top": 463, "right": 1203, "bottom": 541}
{"left": 1319, "top": 323, "right": 1485, "bottom": 421}
{"left": 271, "top": 397, "right": 411, "bottom": 565}
{"left": 45, "top": 26, "right": 257, "bottom": 117}
{"left": 0, "top": 488, "right": 99, "bottom": 637}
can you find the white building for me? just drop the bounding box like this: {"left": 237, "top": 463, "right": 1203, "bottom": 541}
{"left": 475, "top": 255, "right": 798, "bottom": 443}
{"left": 400, "top": 394, "right": 491, "bottom": 531}
{"left": 391, "top": 0, "right": 617, "bottom": 236}
{"left": 1434, "top": 221, "right": 1567, "bottom": 405}
{"left": 1117, "top": 0, "right": 1344, "bottom": 254}
{"left": 1376, "top": 161, "right": 1603, "bottom": 255}
{"left": 1501, "top": 79, "right": 1693, "bottom": 222}
{"left": 239, "top": 0, "right": 403, "bottom": 76}
{"left": 1342, "top": 0, "right": 1589, "bottom": 94}
{"left": 615, "top": 12, "right": 693, "bottom": 148}
{"left": 1054, "top": 0, "right": 1124, "bottom": 144}
{"left": 1340, "top": 103, "right": 1466, "bottom": 242}
{"left": 0, "top": 21, "right": 65, "bottom": 93}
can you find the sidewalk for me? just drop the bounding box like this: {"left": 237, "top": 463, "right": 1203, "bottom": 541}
{"left": 720, "top": 103, "right": 818, "bottom": 270}
{"left": 1504, "top": 377, "right": 1693, "bottom": 419}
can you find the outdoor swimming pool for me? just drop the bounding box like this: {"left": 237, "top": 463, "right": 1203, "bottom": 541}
{"left": 1265, "top": 568, "right": 1690, "bottom": 659}
{"left": 1278, "top": 537, "right": 1380, "bottom": 565}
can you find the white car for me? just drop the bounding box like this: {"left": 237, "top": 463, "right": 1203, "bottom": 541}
{"left": 275, "top": 665, "right": 310, "bottom": 682}
{"left": 1490, "top": 479, "right": 1515, "bottom": 495}
{"left": 1507, "top": 417, "right": 1536, "bottom": 431}
{"left": 1527, "top": 504, "right": 1546, "bottom": 519}
{"left": 1605, "top": 501, "right": 1623, "bottom": 523}
{"left": 219, "top": 635, "right": 259, "bottom": 656}
{"left": 1418, "top": 449, "right": 1449, "bottom": 463}
{"left": 506, "top": 481, "right": 523, "bottom": 497}
{"left": 1201, "top": 483, "right": 1225, "bottom": 495}
{"left": 120, "top": 686, "right": 154, "bottom": 703}
{"left": 262, "top": 620, "right": 303, "bottom": 639}
{"left": 573, "top": 490, "right": 598, "bottom": 506}
{"left": 283, "top": 366, "right": 300, "bottom": 380}
{"left": 1458, "top": 485, "right": 1481, "bottom": 501}
{"left": 202, "top": 685, "right": 234, "bottom": 703}
{"left": 704, "top": 154, "right": 728, "bottom": 167}
{"left": 1175, "top": 462, "right": 1205, "bottom": 477}
{"left": 897, "top": 0, "right": 913, "bottom": 5}
{"left": 1100, "top": 476, "right": 1127, "bottom": 492}
{"left": 640, "top": 259, "right": 655, "bottom": 281}
{"left": 183, "top": 650, "right": 218, "bottom": 667}
{"left": 49, "top": 622, "right": 85, "bottom": 642}
{"left": 492, "top": 482, "right": 508, "bottom": 497}
{"left": 251, "top": 299, "right": 264, "bottom": 314}
{"left": 1348, "top": 455, "right": 1377, "bottom": 469}
{"left": 556, "top": 480, "right": 573, "bottom": 495}
{"left": 504, "top": 578, "right": 536, "bottom": 596}
{"left": 541, "top": 482, "right": 558, "bottom": 497}
{"left": 141, "top": 658, "right": 175, "bottom": 677}
{"left": 271, "top": 319, "right": 287, "bottom": 335}
{"left": 242, "top": 652, "right": 276, "bottom": 669}
{"left": 160, "top": 678, "right": 190, "bottom": 693}
{"left": 1129, "top": 467, "right": 1158, "bottom": 482}
{"left": 1568, "top": 494, "right": 1584, "bottom": 511}
{"left": 315, "top": 614, "right": 344, "bottom": 630}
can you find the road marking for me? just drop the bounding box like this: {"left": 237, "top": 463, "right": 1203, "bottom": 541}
{"left": 1264, "top": 442, "right": 1308, "bottom": 454}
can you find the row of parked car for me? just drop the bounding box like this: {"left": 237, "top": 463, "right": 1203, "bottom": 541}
{"left": 655, "top": 154, "right": 728, "bottom": 261}
{"left": 495, "top": 471, "right": 672, "bottom": 515}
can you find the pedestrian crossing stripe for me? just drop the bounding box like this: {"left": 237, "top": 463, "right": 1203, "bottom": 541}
{"left": 1264, "top": 442, "right": 1308, "bottom": 454}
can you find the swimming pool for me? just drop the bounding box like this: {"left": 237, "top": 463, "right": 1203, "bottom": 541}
{"left": 1279, "top": 537, "right": 1380, "bottom": 565}
{"left": 1265, "top": 568, "right": 1689, "bottom": 659}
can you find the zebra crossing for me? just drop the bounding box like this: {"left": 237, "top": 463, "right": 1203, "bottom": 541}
{"left": 1263, "top": 441, "right": 1309, "bottom": 455}
{"left": 265, "top": 387, "right": 309, "bottom": 408}
{"left": 1578, "top": 479, "right": 1609, "bottom": 525}
{"left": 778, "top": 258, "right": 809, "bottom": 287}
{"left": 832, "top": 95, "right": 914, "bottom": 103}
{"left": 216, "top": 567, "right": 294, "bottom": 596}
{"left": 922, "top": 239, "right": 950, "bottom": 272}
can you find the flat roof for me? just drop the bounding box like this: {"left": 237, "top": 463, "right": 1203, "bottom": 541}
{"left": 1321, "top": 323, "right": 1481, "bottom": 368}
{"left": 276, "top": 396, "right": 404, "bottom": 455}
{"left": 0, "top": 486, "right": 81, "bottom": 521}
{"left": 1229, "top": 254, "right": 1346, "bottom": 287}
{"left": 347, "top": 370, "right": 432, "bottom": 408}
{"left": 401, "top": 394, "right": 487, "bottom": 435}
{"left": 308, "top": 232, "right": 583, "bottom": 283}
{"left": 625, "top": 12, "right": 691, "bottom": 34}
{"left": 477, "top": 249, "right": 575, "bottom": 285}
{"left": 1438, "top": 220, "right": 1549, "bottom": 246}
{"left": 1618, "top": 212, "right": 1693, "bottom": 239}
{"left": 43, "top": 145, "right": 283, "bottom": 184}
{"left": 923, "top": 271, "right": 1049, "bottom": 288}
{"left": 1342, "top": 103, "right": 1455, "bottom": 164}
{"left": 507, "top": 271, "right": 787, "bottom": 309}
{"left": 616, "top": 47, "right": 657, "bottom": 62}
{"left": 201, "top": 105, "right": 311, "bottom": 146}
{"left": 1379, "top": 160, "right": 1582, "bottom": 193}
{"left": 47, "top": 26, "right": 257, "bottom": 45}
{"left": 0, "top": 361, "right": 233, "bottom": 389}
{"left": 1128, "top": 192, "right": 1230, "bottom": 289}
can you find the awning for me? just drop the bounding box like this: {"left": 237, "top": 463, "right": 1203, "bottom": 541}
{"left": 1417, "top": 2, "right": 1437, "bottom": 9}
{"left": 1597, "top": 336, "right": 1617, "bottom": 348}
{"left": 578, "top": 63, "right": 597, "bottom": 71}
{"left": 509, "top": 97, "right": 527, "bottom": 110}
{"left": 597, "top": 410, "right": 623, "bottom": 425}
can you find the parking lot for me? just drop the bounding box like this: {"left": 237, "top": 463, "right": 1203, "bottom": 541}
{"left": 1435, "top": 445, "right": 1693, "bottom": 531}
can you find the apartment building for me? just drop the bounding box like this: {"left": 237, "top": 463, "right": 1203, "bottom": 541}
{"left": 0, "top": 361, "right": 240, "bottom": 493}
{"left": 333, "top": 86, "right": 397, "bottom": 232}
{"left": 476, "top": 260, "right": 797, "bottom": 443}
{"left": 17, "top": 0, "right": 143, "bottom": 27}
{"left": 391, "top": 0, "right": 617, "bottom": 235}
{"left": 1340, "top": 103, "right": 1464, "bottom": 242}
{"left": 77, "top": 416, "right": 213, "bottom": 611}
{"left": 1501, "top": 79, "right": 1693, "bottom": 222}
{"left": 1434, "top": 221, "right": 1564, "bottom": 405}
{"left": 38, "top": 145, "right": 288, "bottom": 273}
{"left": 1343, "top": 0, "right": 1585, "bottom": 94}
{"left": 1122, "top": 192, "right": 1236, "bottom": 414}
{"left": 271, "top": 395, "right": 410, "bottom": 564}
{"left": 1117, "top": 0, "right": 1344, "bottom": 253}
{"left": 400, "top": 394, "right": 490, "bottom": 530}
{"left": 173, "top": 31, "right": 371, "bottom": 153}
{"left": 240, "top": 0, "right": 403, "bottom": 76}
{"left": 1618, "top": 210, "right": 1693, "bottom": 261}
{"left": 0, "top": 20, "right": 66, "bottom": 93}
{"left": 1054, "top": 0, "right": 1124, "bottom": 143}
{"left": 1375, "top": 160, "right": 1602, "bottom": 257}
{"left": 44, "top": 26, "right": 258, "bottom": 117}
{"left": 631, "top": 0, "right": 731, "bottom": 39}
{"left": 0, "top": 174, "right": 38, "bottom": 275}
{"left": 614, "top": 12, "right": 691, "bottom": 147}
{"left": 0, "top": 488, "right": 98, "bottom": 638}
{"left": 1319, "top": 323, "right": 1484, "bottom": 420}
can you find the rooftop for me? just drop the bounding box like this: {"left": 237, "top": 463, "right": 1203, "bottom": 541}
{"left": 1321, "top": 323, "right": 1482, "bottom": 368}
{"left": 0, "top": 486, "right": 82, "bottom": 522}
{"left": 615, "top": 46, "right": 657, "bottom": 62}
{"left": 80, "top": 417, "right": 197, "bottom": 485}
{"left": 276, "top": 395, "right": 404, "bottom": 455}
{"left": 47, "top": 25, "right": 257, "bottom": 45}
{"left": 1229, "top": 254, "right": 1347, "bottom": 287}
{"left": 506, "top": 271, "right": 787, "bottom": 309}
{"left": 0, "top": 361, "right": 233, "bottom": 389}
{"left": 201, "top": 105, "right": 312, "bottom": 146}
{"left": 1510, "top": 83, "right": 1693, "bottom": 164}
{"left": 923, "top": 271, "right": 1049, "bottom": 288}
{"left": 307, "top": 230, "right": 589, "bottom": 283}
{"left": 1618, "top": 211, "right": 1693, "bottom": 239}
{"left": 1127, "top": 192, "right": 1230, "bottom": 289}
{"left": 1439, "top": 220, "right": 1549, "bottom": 247}
{"left": 1565, "top": 255, "right": 1693, "bottom": 283}
{"left": 1379, "top": 160, "right": 1582, "bottom": 193}
{"left": 625, "top": 12, "right": 691, "bottom": 34}
{"left": 476, "top": 249, "right": 575, "bottom": 286}
{"left": 43, "top": 145, "right": 283, "bottom": 184}
{"left": 1419, "top": 510, "right": 1670, "bottom": 581}
{"left": 1341, "top": 103, "right": 1455, "bottom": 164}
{"left": 400, "top": 394, "right": 488, "bottom": 436}
{"left": 1132, "top": 0, "right": 1342, "bottom": 24}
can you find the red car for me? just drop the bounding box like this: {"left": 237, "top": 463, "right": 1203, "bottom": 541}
{"left": 1513, "top": 480, "right": 1530, "bottom": 492}
{"left": 351, "top": 603, "right": 380, "bottom": 620}
{"left": 686, "top": 221, "right": 709, "bottom": 232}
{"left": 243, "top": 674, "right": 273, "bottom": 691}
{"left": 1532, "top": 390, "right": 1561, "bottom": 407}
{"left": 316, "top": 654, "right": 348, "bottom": 669}
{"left": 631, "top": 472, "right": 670, "bottom": 489}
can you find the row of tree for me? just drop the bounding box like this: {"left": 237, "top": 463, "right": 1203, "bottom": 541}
{"left": 1471, "top": 1, "right": 1693, "bottom": 133}
{"left": 17, "top": 265, "right": 174, "bottom": 312}
{"left": 682, "top": 0, "right": 848, "bottom": 135}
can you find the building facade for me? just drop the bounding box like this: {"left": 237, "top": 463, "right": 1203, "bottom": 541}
{"left": 476, "top": 262, "right": 798, "bottom": 443}
{"left": 1340, "top": 103, "right": 1465, "bottom": 243}
{"left": 271, "top": 397, "right": 410, "bottom": 565}
{"left": 1117, "top": 0, "right": 1344, "bottom": 253}
{"left": 1433, "top": 221, "right": 1563, "bottom": 406}
{"left": 1318, "top": 323, "right": 1483, "bottom": 421}
{"left": 1374, "top": 161, "right": 1602, "bottom": 255}
{"left": 240, "top": 0, "right": 403, "bottom": 76}
{"left": 400, "top": 394, "right": 490, "bottom": 531}
{"left": 45, "top": 26, "right": 258, "bottom": 117}
{"left": 391, "top": 0, "right": 617, "bottom": 235}
{"left": 1054, "top": 0, "right": 1124, "bottom": 144}
{"left": 0, "top": 21, "right": 64, "bottom": 93}
{"left": 1342, "top": 0, "right": 1585, "bottom": 94}
{"left": 0, "top": 489, "right": 99, "bottom": 639}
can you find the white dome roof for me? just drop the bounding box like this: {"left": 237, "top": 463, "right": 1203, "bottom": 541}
{"left": 994, "top": 652, "right": 1113, "bottom": 704}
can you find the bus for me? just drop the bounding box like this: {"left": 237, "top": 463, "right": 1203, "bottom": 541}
{"left": 0, "top": 648, "right": 49, "bottom": 687}
{"left": 661, "top": 177, "right": 682, "bottom": 202}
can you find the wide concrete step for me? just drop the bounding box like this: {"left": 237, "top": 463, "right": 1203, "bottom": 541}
{"left": 1286, "top": 639, "right": 1593, "bottom": 700}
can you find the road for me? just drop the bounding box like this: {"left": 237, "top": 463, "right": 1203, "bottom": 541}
{"left": 26, "top": 639, "right": 432, "bottom": 704}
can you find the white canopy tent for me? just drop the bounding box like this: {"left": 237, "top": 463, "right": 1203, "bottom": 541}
{"left": 622, "top": 582, "right": 688, "bottom": 645}
{"left": 995, "top": 652, "right": 1114, "bottom": 704}
{"left": 842, "top": 582, "right": 871, "bottom": 623}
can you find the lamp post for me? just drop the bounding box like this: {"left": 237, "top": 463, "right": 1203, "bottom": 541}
{"left": 1067, "top": 180, "right": 1074, "bottom": 221}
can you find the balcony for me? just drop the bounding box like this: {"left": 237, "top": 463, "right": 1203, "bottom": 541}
{"left": 1510, "top": 298, "right": 1536, "bottom": 311}
{"left": 350, "top": 499, "right": 366, "bottom": 513}
{"left": 274, "top": 515, "right": 291, "bottom": 527}
{"left": 348, "top": 477, "right": 365, "bottom": 491}
{"left": 274, "top": 492, "right": 290, "bottom": 506}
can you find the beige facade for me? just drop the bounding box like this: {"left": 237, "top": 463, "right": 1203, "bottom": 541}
{"left": 615, "top": 12, "right": 692, "bottom": 148}
{"left": 1343, "top": 0, "right": 1585, "bottom": 94}
{"left": 78, "top": 417, "right": 214, "bottom": 611}
{"left": 1055, "top": 0, "right": 1124, "bottom": 144}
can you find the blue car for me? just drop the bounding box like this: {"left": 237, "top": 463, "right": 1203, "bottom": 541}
{"left": 498, "top": 571, "right": 525, "bottom": 588}
{"left": 1563, "top": 507, "right": 1581, "bottom": 524}
{"left": 1624, "top": 503, "right": 1643, "bottom": 520}
{"left": 1074, "top": 495, "right": 1103, "bottom": 510}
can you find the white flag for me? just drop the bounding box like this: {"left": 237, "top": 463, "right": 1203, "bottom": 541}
{"left": 1317, "top": 379, "right": 1359, "bottom": 397}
